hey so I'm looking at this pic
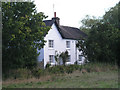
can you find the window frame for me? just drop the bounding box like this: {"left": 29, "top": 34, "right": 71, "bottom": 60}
{"left": 66, "top": 41, "right": 70, "bottom": 48}
{"left": 49, "top": 55, "right": 54, "bottom": 63}
{"left": 79, "top": 55, "right": 83, "bottom": 61}
{"left": 67, "top": 55, "right": 71, "bottom": 62}
{"left": 48, "top": 40, "right": 54, "bottom": 48}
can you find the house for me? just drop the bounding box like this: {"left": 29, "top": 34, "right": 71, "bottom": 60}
{"left": 37, "top": 12, "right": 87, "bottom": 68}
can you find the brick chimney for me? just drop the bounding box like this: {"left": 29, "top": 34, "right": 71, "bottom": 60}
{"left": 52, "top": 12, "right": 60, "bottom": 25}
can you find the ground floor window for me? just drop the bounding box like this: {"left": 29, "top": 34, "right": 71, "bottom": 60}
{"left": 79, "top": 55, "right": 82, "bottom": 61}
{"left": 67, "top": 55, "right": 71, "bottom": 62}
{"left": 49, "top": 55, "right": 54, "bottom": 63}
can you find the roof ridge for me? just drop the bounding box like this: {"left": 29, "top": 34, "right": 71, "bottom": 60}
{"left": 60, "top": 25, "right": 79, "bottom": 29}
{"left": 43, "top": 20, "right": 52, "bottom": 21}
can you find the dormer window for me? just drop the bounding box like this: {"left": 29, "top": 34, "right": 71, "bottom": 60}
{"left": 66, "top": 41, "right": 70, "bottom": 48}
{"left": 49, "top": 40, "right": 54, "bottom": 48}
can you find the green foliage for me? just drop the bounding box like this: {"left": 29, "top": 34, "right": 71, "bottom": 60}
{"left": 59, "top": 50, "right": 69, "bottom": 66}
{"left": 80, "top": 15, "right": 102, "bottom": 34}
{"left": 45, "top": 62, "right": 51, "bottom": 68}
{"left": 3, "top": 68, "right": 32, "bottom": 80}
{"left": 103, "top": 3, "right": 119, "bottom": 28}
{"left": 86, "top": 23, "right": 119, "bottom": 63}
{"left": 77, "top": 3, "right": 120, "bottom": 65}
{"left": 2, "top": 2, "right": 50, "bottom": 73}
{"left": 65, "top": 65, "right": 79, "bottom": 74}
{"left": 32, "top": 68, "right": 44, "bottom": 79}
{"left": 3, "top": 70, "right": 118, "bottom": 88}
{"left": 3, "top": 63, "right": 117, "bottom": 81}
{"left": 46, "top": 65, "right": 65, "bottom": 74}
{"left": 74, "top": 61, "right": 78, "bottom": 65}
{"left": 54, "top": 51, "right": 60, "bottom": 65}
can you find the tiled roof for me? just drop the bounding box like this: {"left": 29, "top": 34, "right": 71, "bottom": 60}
{"left": 44, "top": 19, "right": 87, "bottom": 40}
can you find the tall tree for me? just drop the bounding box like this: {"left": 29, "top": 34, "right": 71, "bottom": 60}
{"left": 103, "top": 3, "right": 119, "bottom": 28}
{"left": 86, "top": 23, "right": 119, "bottom": 63}
{"left": 2, "top": 2, "right": 50, "bottom": 73}
{"left": 77, "top": 2, "right": 120, "bottom": 64}
{"left": 80, "top": 15, "right": 102, "bottom": 34}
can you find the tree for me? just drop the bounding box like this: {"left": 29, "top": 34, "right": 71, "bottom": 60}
{"left": 60, "top": 51, "right": 69, "bottom": 66}
{"left": 103, "top": 3, "right": 119, "bottom": 28}
{"left": 76, "top": 39, "right": 88, "bottom": 62}
{"left": 87, "top": 23, "right": 119, "bottom": 63}
{"left": 2, "top": 2, "right": 50, "bottom": 73}
{"left": 80, "top": 15, "right": 102, "bottom": 34}
{"left": 54, "top": 51, "right": 60, "bottom": 65}
{"left": 77, "top": 2, "right": 120, "bottom": 64}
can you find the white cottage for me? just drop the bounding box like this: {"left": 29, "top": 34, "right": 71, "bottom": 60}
{"left": 37, "top": 12, "right": 87, "bottom": 68}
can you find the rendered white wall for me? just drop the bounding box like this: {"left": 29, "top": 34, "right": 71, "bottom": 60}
{"left": 37, "top": 23, "right": 85, "bottom": 68}
{"left": 43, "top": 23, "right": 81, "bottom": 67}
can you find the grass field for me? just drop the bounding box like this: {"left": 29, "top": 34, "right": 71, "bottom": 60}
{"left": 3, "top": 70, "right": 118, "bottom": 88}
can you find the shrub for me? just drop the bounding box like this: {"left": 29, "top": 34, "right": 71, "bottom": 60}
{"left": 65, "top": 65, "right": 74, "bottom": 74}
{"left": 3, "top": 68, "right": 32, "bottom": 80}
{"left": 58, "top": 66, "right": 65, "bottom": 73}
{"left": 74, "top": 61, "right": 78, "bottom": 65}
{"left": 32, "top": 68, "right": 44, "bottom": 79}
{"left": 59, "top": 51, "right": 69, "bottom": 66}
{"left": 47, "top": 65, "right": 65, "bottom": 74}
{"left": 15, "top": 68, "right": 32, "bottom": 79}
{"left": 45, "top": 62, "right": 51, "bottom": 68}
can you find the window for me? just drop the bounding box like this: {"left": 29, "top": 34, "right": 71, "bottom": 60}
{"left": 79, "top": 55, "right": 82, "bottom": 61}
{"left": 67, "top": 55, "right": 71, "bottom": 62}
{"left": 49, "top": 55, "right": 54, "bottom": 63}
{"left": 49, "top": 40, "right": 54, "bottom": 48}
{"left": 66, "top": 41, "right": 70, "bottom": 48}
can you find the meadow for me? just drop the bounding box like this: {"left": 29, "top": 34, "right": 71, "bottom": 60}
{"left": 2, "top": 63, "right": 118, "bottom": 88}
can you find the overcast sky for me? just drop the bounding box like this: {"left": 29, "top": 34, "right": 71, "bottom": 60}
{"left": 34, "top": 0, "right": 119, "bottom": 28}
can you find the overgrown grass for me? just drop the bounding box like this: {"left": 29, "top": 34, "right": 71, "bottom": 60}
{"left": 2, "top": 62, "right": 118, "bottom": 88}
{"left": 3, "top": 70, "right": 118, "bottom": 88}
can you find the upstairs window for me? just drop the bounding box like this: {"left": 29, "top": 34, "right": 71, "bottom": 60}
{"left": 49, "top": 40, "right": 54, "bottom": 48}
{"left": 66, "top": 41, "right": 70, "bottom": 48}
{"left": 49, "top": 55, "right": 54, "bottom": 63}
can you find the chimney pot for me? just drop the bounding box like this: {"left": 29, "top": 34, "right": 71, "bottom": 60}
{"left": 54, "top": 12, "right": 56, "bottom": 18}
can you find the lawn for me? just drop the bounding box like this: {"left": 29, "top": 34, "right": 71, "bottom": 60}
{"left": 3, "top": 70, "right": 118, "bottom": 88}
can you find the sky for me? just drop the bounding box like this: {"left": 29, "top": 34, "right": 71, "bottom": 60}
{"left": 34, "top": 0, "right": 119, "bottom": 28}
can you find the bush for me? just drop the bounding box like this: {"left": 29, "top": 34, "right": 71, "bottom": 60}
{"left": 65, "top": 66, "right": 74, "bottom": 74}
{"left": 15, "top": 68, "right": 32, "bottom": 79}
{"left": 45, "top": 63, "right": 51, "bottom": 68}
{"left": 47, "top": 65, "right": 65, "bottom": 74}
{"left": 3, "top": 68, "right": 32, "bottom": 80}
{"left": 3, "top": 62, "right": 117, "bottom": 81}
{"left": 74, "top": 61, "right": 78, "bottom": 65}
{"left": 32, "top": 68, "right": 44, "bottom": 79}
{"left": 64, "top": 65, "right": 79, "bottom": 74}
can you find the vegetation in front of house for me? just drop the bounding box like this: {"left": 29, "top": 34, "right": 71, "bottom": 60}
{"left": 2, "top": 62, "right": 118, "bottom": 81}
{"left": 2, "top": 63, "right": 118, "bottom": 88}
{"left": 3, "top": 71, "right": 118, "bottom": 88}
